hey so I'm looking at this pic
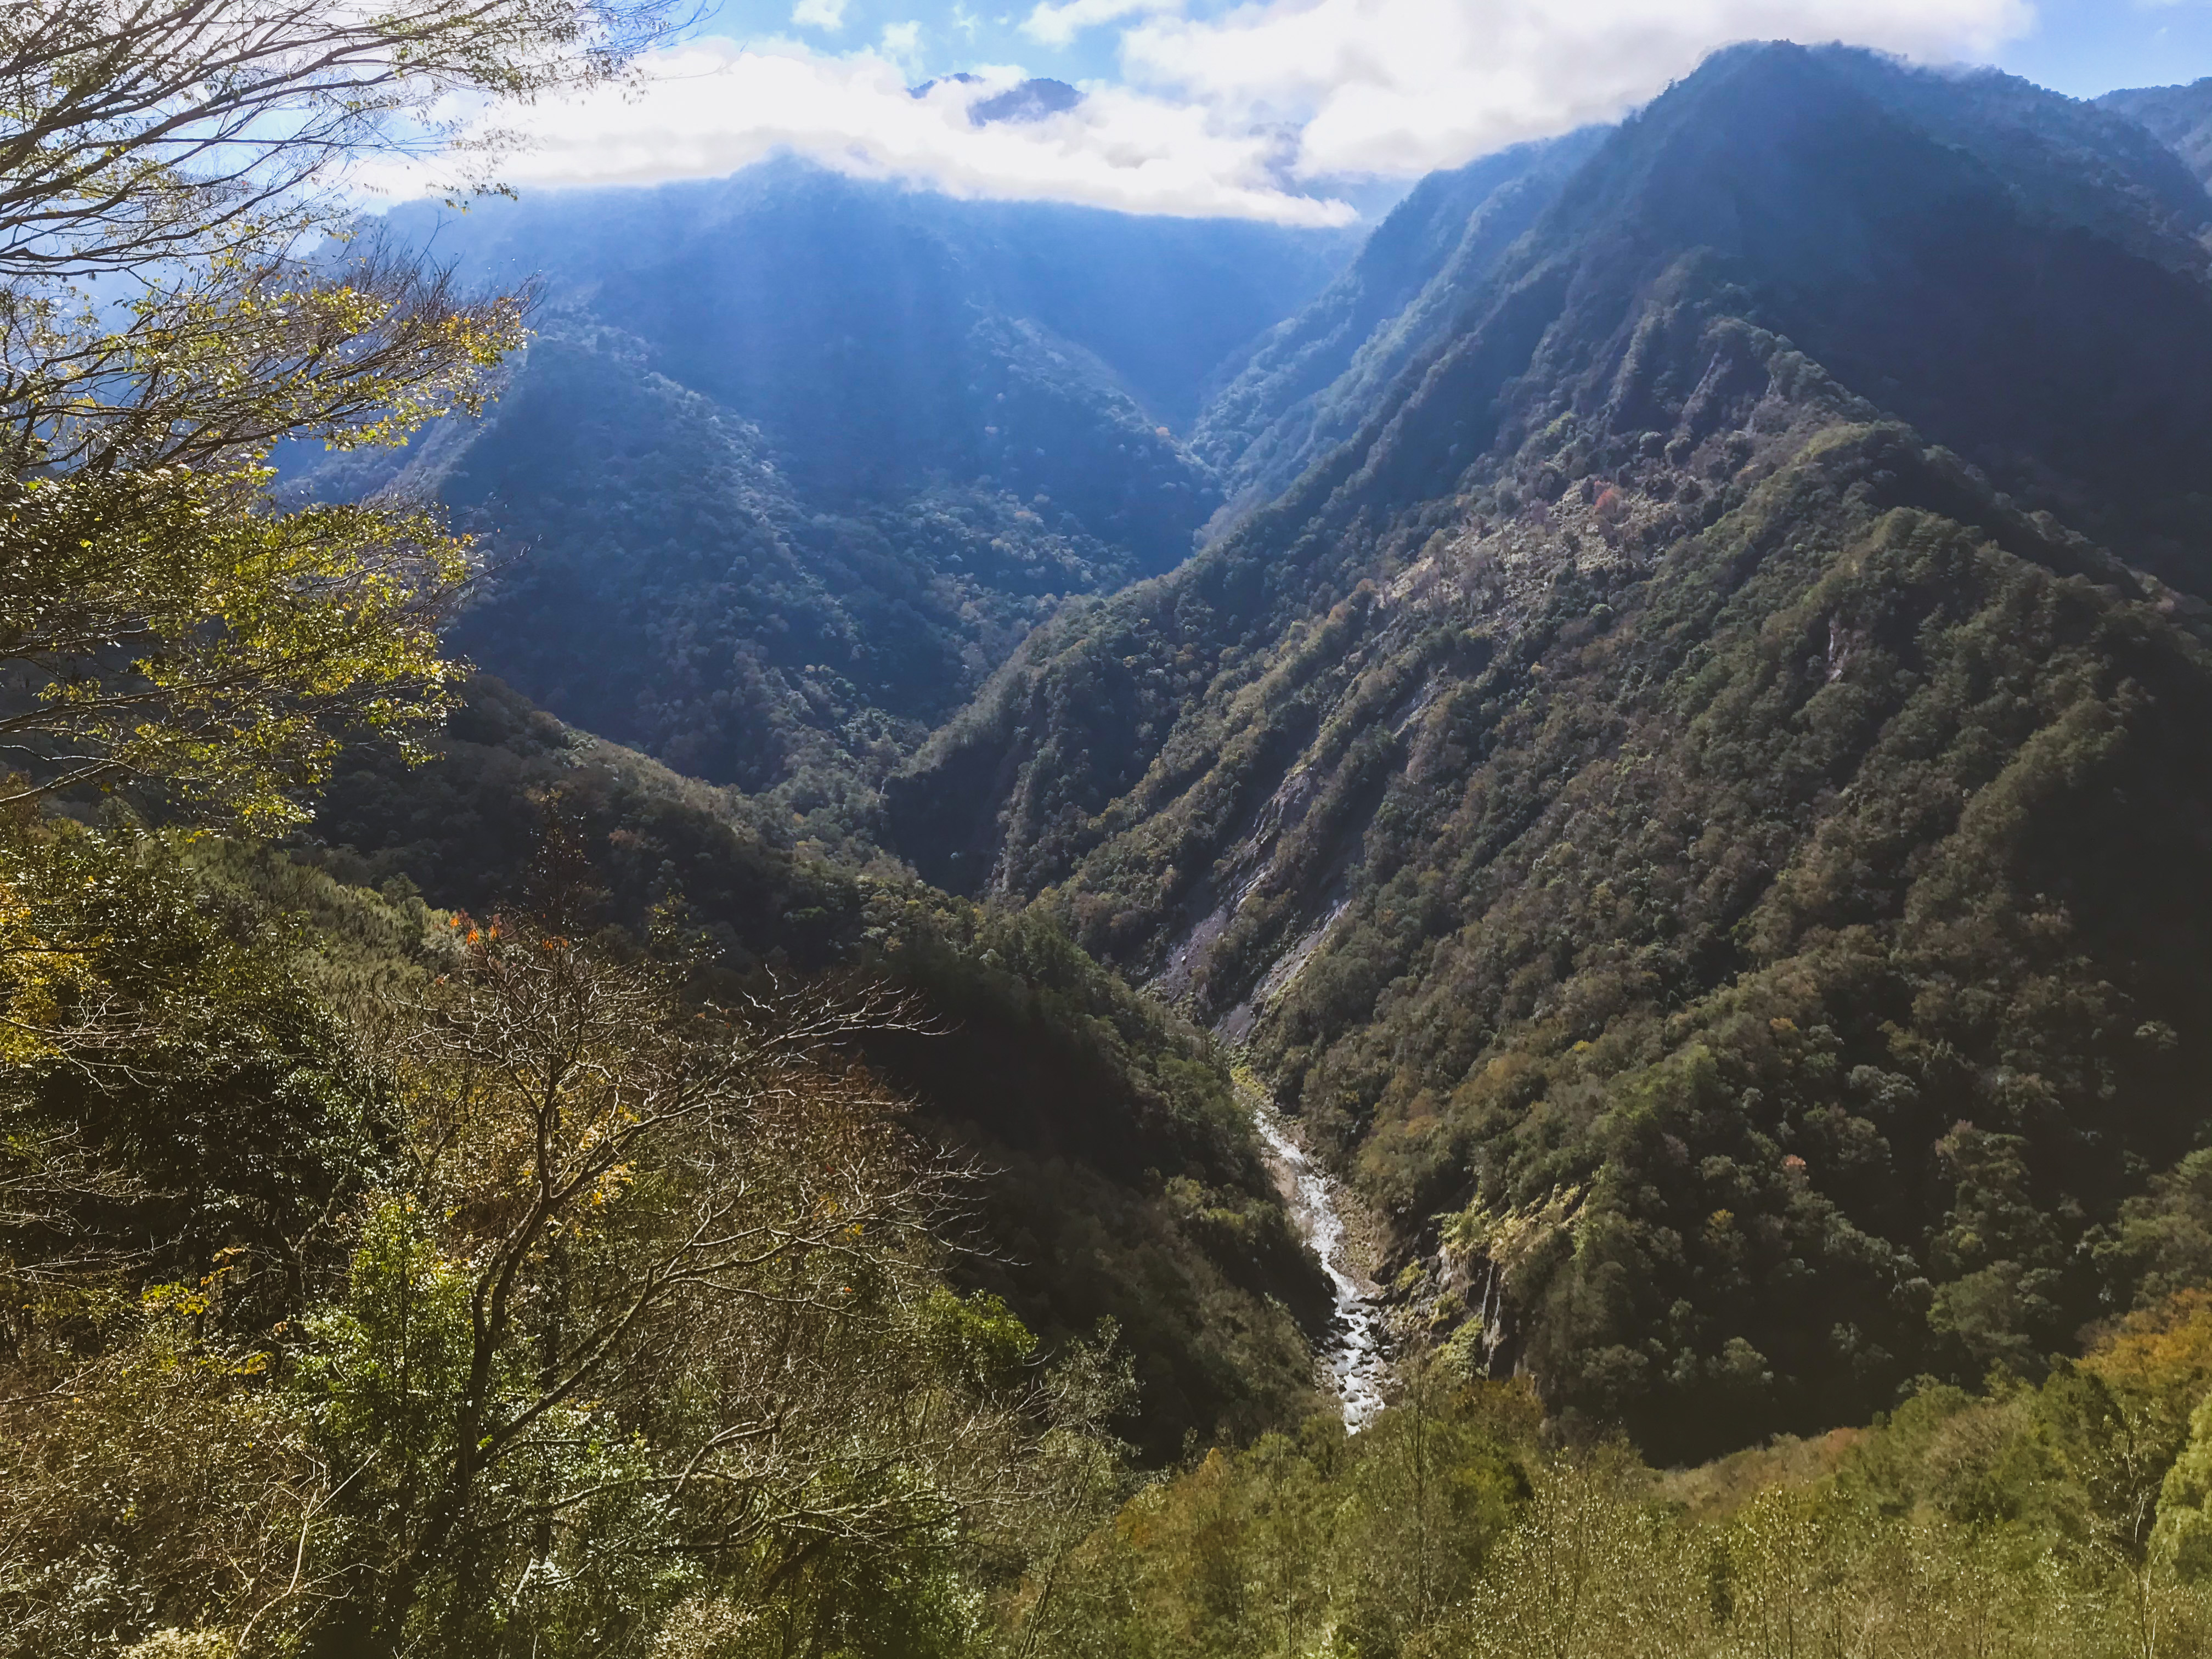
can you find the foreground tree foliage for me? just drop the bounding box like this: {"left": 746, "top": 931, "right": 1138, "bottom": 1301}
{"left": 1040, "top": 1299, "right": 2212, "bottom": 1659}
{"left": 0, "top": 0, "right": 680, "bottom": 827}
{"left": 312, "top": 919, "right": 1027, "bottom": 1655}
{"left": 0, "top": 838, "right": 1133, "bottom": 1656}
{"left": 1, "top": 464, "right": 479, "bottom": 826}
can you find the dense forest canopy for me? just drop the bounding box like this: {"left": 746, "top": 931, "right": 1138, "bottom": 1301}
{"left": 887, "top": 41, "right": 2212, "bottom": 1456}
{"left": 20, "top": 15, "right": 2212, "bottom": 1659}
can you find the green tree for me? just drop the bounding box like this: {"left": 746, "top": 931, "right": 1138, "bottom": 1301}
{"left": 0, "top": 0, "right": 670, "bottom": 829}
{"left": 299, "top": 919, "right": 1049, "bottom": 1656}
{"left": 0, "top": 820, "right": 393, "bottom": 1311}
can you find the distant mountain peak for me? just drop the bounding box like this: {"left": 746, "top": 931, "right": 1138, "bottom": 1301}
{"left": 972, "top": 77, "right": 1082, "bottom": 126}
{"left": 2101, "top": 75, "right": 2212, "bottom": 190}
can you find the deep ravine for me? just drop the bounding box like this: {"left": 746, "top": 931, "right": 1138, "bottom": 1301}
{"left": 1244, "top": 1087, "right": 1390, "bottom": 1429}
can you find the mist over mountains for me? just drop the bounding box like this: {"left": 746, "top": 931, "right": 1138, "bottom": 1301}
{"left": 317, "top": 43, "right": 2212, "bottom": 1459}
{"left": 308, "top": 164, "right": 1354, "bottom": 811}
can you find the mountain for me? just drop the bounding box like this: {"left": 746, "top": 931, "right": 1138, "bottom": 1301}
{"left": 303, "top": 676, "right": 1330, "bottom": 1459}
{"left": 310, "top": 162, "right": 1353, "bottom": 816}
{"left": 885, "top": 44, "right": 2212, "bottom": 1458}
{"left": 1192, "top": 128, "right": 1610, "bottom": 527}
{"left": 385, "top": 327, "right": 1145, "bottom": 833}
{"left": 373, "top": 158, "right": 1357, "bottom": 501}
{"left": 2102, "top": 78, "right": 2212, "bottom": 186}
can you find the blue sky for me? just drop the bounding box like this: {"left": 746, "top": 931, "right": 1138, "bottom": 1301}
{"left": 676, "top": 0, "right": 2212, "bottom": 98}
{"left": 1995, "top": 0, "right": 2212, "bottom": 95}
{"left": 373, "top": 2, "right": 2212, "bottom": 222}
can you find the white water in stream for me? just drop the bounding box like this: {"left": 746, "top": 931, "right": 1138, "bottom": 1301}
{"left": 1250, "top": 1105, "right": 1390, "bottom": 1430}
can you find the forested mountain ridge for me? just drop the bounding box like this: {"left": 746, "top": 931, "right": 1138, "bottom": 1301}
{"left": 1190, "top": 128, "right": 1610, "bottom": 529}
{"left": 292, "top": 166, "right": 1353, "bottom": 816}
{"left": 292, "top": 676, "right": 1330, "bottom": 1459}
{"left": 884, "top": 43, "right": 2212, "bottom": 1457}
{"left": 401, "top": 325, "right": 1149, "bottom": 825}
{"left": 2101, "top": 77, "right": 2212, "bottom": 186}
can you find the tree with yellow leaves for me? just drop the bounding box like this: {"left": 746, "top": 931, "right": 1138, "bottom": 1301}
{"left": 0, "top": 0, "right": 673, "bottom": 827}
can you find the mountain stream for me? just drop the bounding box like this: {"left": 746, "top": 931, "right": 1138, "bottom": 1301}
{"left": 1248, "top": 1099, "right": 1390, "bottom": 1429}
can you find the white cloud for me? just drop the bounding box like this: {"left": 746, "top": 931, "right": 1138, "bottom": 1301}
{"left": 879, "top": 18, "right": 925, "bottom": 61}
{"left": 1022, "top": 0, "right": 1180, "bottom": 49}
{"left": 356, "top": 0, "right": 2046, "bottom": 228}
{"left": 1124, "top": 0, "right": 2035, "bottom": 176}
{"left": 357, "top": 41, "right": 1358, "bottom": 225}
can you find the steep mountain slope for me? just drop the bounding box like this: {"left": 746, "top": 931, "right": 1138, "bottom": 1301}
{"left": 1192, "top": 128, "right": 1609, "bottom": 527}
{"left": 442, "top": 329, "right": 1142, "bottom": 822}
{"left": 303, "top": 676, "right": 1329, "bottom": 1458}
{"left": 317, "top": 163, "right": 1351, "bottom": 809}
{"left": 2102, "top": 78, "right": 2212, "bottom": 187}
{"left": 885, "top": 44, "right": 2212, "bottom": 1457}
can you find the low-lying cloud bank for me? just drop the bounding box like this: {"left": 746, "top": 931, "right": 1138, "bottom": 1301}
{"left": 1127, "top": 0, "right": 2033, "bottom": 177}
{"left": 362, "top": 45, "right": 1354, "bottom": 224}
{"left": 365, "top": 0, "right": 2033, "bottom": 223}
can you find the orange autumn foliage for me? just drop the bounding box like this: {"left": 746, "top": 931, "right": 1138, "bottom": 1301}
{"left": 2084, "top": 1288, "right": 2212, "bottom": 1429}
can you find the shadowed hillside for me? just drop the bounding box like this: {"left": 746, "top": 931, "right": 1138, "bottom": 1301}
{"left": 2103, "top": 77, "right": 2212, "bottom": 186}
{"left": 293, "top": 163, "right": 1354, "bottom": 817}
